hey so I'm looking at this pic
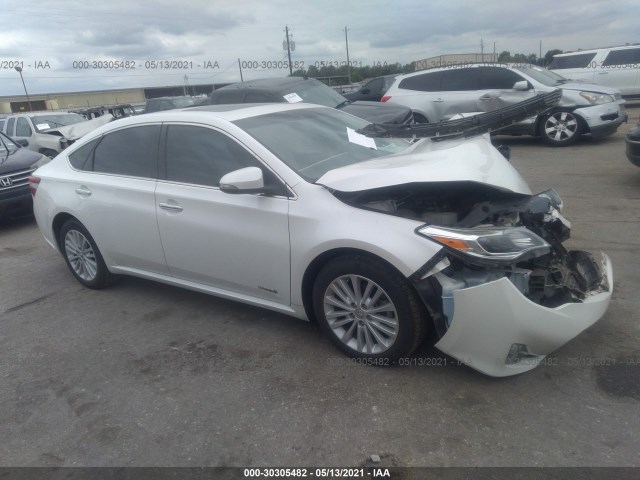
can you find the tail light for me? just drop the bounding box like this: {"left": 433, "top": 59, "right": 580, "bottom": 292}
{"left": 381, "top": 96, "right": 391, "bottom": 103}
{"left": 28, "top": 176, "right": 40, "bottom": 196}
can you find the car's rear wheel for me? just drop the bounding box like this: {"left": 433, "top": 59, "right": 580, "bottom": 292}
{"left": 540, "top": 111, "right": 582, "bottom": 146}
{"left": 59, "top": 219, "right": 112, "bottom": 289}
{"left": 312, "top": 255, "right": 427, "bottom": 362}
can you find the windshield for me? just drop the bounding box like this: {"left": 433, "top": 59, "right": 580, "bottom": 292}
{"left": 235, "top": 107, "right": 411, "bottom": 182}
{"left": 280, "top": 80, "right": 348, "bottom": 108}
{"left": 515, "top": 66, "right": 568, "bottom": 87}
{"left": 172, "top": 97, "right": 196, "bottom": 108}
{"left": 29, "top": 113, "right": 86, "bottom": 132}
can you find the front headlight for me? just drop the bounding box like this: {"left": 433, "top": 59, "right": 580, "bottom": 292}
{"left": 579, "top": 91, "right": 614, "bottom": 105}
{"left": 30, "top": 154, "right": 51, "bottom": 169}
{"left": 417, "top": 225, "right": 551, "bottom": 264}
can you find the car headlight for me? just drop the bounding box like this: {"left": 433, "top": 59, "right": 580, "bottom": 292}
{"left": 30, "top": 154, "right": 51, "bottom": 169}
{"left": 417, "top": 225, "right": 551, "bottom": 263}
{"left": 579, "top": 91, "right": 614, "bottom": 105}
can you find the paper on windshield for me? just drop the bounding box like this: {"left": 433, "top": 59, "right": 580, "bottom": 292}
{"left": 283, "top": 93, "right": 303, "bottom": 103}
{"left": 36, "top": 123, "right": 51, "bottom": 130}
{"left": 346, "top": 127, "right": 377, "bottom": 150}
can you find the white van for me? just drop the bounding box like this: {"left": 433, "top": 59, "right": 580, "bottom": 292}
{"left": 549, "top": 45, "right": 640, "bottom": 97}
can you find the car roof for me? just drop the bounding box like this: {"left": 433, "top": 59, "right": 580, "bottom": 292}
{"left": 554, "top": 44, "right": 640, "bottom": 56}
{"left": 394, "top": 63, "right": 536, "bottom": 80}
{"left": 8, "top": 111, "right": 82, "bottom": 117}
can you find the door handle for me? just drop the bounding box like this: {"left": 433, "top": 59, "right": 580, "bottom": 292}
{"left": 479, "top": 94, "right": 495, "bottom": 100}
{"left": 432, "top": 98, "right": 444, "bottom": 102}
{"left": 75, "top": 186, "right": 91, "bottom": 196}
{"left": 159, "top": 202, "right": 183, "bottom": 212}
{"left": 597, "top": 71, "right": 609, "bottom": 74}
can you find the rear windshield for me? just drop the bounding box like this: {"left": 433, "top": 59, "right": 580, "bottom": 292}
{"left": 548, "top": 53, "right": 596, "bottom": 69}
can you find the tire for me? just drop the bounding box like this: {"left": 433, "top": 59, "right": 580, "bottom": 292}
{"left": 312, "top": 254, "right": 427, "bottom": 362}
{"left": 540, "top": 111, "right": 582, "bottom": 146}
{"left": 413, "top": 113, "right": 429, "bottom": 124}
{"left": 59, "top": 219, "right": 112, "bottom": 289}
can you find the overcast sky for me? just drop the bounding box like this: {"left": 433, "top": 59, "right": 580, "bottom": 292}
{"left": 0, "top": 0, "right": 637, "bottom": 96}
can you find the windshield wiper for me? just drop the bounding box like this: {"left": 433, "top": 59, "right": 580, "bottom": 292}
{"left": 357, "top": 89, "right": 562, "bottom": 140}
{"left": 335, "top": 100, "right": 351, "bottom": 109}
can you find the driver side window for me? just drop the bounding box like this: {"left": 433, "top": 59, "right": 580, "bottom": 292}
{"left": 164, "top": 125, "right": 287, "bottom": 195}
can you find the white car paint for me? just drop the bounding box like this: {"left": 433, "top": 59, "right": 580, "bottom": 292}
{"left": 32, "top": 103, "right": 613, "bottom": 377}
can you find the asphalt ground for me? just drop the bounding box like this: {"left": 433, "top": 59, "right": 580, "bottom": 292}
{"left": 1, "top": 108, "right": 639, "bottom": 468}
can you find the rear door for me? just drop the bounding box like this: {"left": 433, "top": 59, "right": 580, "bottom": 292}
{"left": 431, "top": 68, "right": 482, "bottom": 120}
{"left": 155, "top": 123, "right": 291, "bottom": 304}
{"left": 67, "top": 124, "right": 169, "bottom": 274}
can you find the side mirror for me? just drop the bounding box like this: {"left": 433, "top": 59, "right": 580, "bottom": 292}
{"left": 220, "top": 166, "right": 268, "bottom": 194}
{"left": 16, "top": 139, "right": 29, "bottom": 147}
{"left": 513, "top": 81, "right": 530, "bottom": 91}
{"left": 361, "top": 88, "right": 370, "bottom": 95}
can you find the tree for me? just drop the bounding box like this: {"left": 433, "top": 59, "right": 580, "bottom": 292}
{"left": 498, "top": 51, "right": 511, "bottom": 63}
{"left": 543, "top": 49, "right": 563, "bottom": 66}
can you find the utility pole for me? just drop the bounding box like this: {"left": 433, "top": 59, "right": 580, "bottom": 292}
{"left": 238, "top": 58, "right": 243, "bottom": 81}
{"left": 480, "top": 38, "right": 484, "bottom": 61}
{"left": 344, "top": 26, "right": 351, "bottom": 84}
{"left": 285, "top": 25, "right": 293, "bottom": 75}
{"left": 14, "top": 66, "right": 33, "bottom": 112}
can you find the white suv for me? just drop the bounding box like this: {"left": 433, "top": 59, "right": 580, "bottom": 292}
{"left": 549, "top": 46, "right": 640, "bottom": 97}
{"left": 383, "top": 64, "right": 627, "bottom": 146}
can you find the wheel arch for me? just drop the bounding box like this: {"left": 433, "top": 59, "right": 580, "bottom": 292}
{"left": 301, "top": 247, "right": 419, "bottom": 323}
{"left": 51, "top": 212, "right": 80, "bottom": 251}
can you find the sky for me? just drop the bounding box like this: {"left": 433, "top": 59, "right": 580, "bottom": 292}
{"left": 0, "top": 0, "right": 638, "bottom": 96}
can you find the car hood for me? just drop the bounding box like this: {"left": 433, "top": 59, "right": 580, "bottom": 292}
{"left": 559, "top": 82, "right": 621, "bottom": 95}
{"left": 0, "top": 147, "right": 43, "bottom": 174}
{"left": 316, "top": 135, "right": 531, "bottom": 195}
{"left": 43, "top": 115, "right": 113, "bottom": 141}
{"left": 341, "top": 101, "right": 413, "bottom": 124}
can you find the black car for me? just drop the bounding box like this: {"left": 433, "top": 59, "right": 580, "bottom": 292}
{"left": 0, "top": 132, "right": 49, "bottom": 217}
{"left": 343, "top": 74, "right": 398, "bottom": 102}
{"left": 626, "top": 124, "right": 640, "bottom": 167}
{"left": 197, "top": 77, "right": 413, "bottom": 124}
{"left": 144, "top": 96, "right": 196, "bottom": 113}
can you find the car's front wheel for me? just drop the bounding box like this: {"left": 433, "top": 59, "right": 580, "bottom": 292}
{"left": 540, "top": 111, "right": 582, "bottom": 146}
{"left": 59, "top": 219, "right": 112, "bottom": 289}
{"left": 312, "top": 255, "right": 427, "bottom": 362}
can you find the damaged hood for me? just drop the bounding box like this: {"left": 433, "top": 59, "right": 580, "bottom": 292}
{"left": 44, "top": 115, "right": 113, "bottom": 141}
{"left": 316, "top": 135, "right": 532, "bottom": 195}
{"left": 557, "top": 82, "right": 621, "bottom": 96}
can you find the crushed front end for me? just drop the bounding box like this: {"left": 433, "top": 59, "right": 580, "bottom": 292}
{"left": 410, "top": 189, "right": 613, "bottom": 376}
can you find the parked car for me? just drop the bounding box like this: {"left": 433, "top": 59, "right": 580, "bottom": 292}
{"left": 30, "top": 101, "right": 612, "bottom": 377}
{"left": 1, "top": 112, "right": 112, "bottom": 157}
{"left": 549, "top": 45, "right": 640, "bottom": 97}
{"left": 383, "top": 64, "right": 627, "bottom": 146}
{"left": 144, "top": 96, "right": 196, "bottom": 113}
{"left": 626, "top": 124, "right": 640, "bottom": 167}
{"left": 343, "top": 74, "right": 398, "bottom": 102}
{"left": 0, "top": 132, "right": 49, "bottom": 217}
{"left": 197, "top": 77, "right": 414, "bottom": 125}
{"left": 71, "top": 104, "right": 136, "bottom": 120}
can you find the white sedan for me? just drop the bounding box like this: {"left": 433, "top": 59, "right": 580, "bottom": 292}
{"left": 29, "top": 103, "right": 613, "bottom": 376}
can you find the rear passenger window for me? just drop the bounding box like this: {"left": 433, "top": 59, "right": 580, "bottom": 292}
{"left": 439, "top": 68, "right": 480, "bottom": 91}
{"left": 480, "top": 67, "right": 524, "bottom": 89}
{"left": 6, "top": 118, "right": 16, "bottom": 136}
{"left": 92, "top": 125, "right": 160, "bottom": 178}
{"left": 68, "top": 138, "right": 100, "bottom": 170}
{"left": 398, "top": 71, "right": 445, "bottom": 92}
{"left": 602, "top": 48, "right": 640, "bottom": 66}
{"left": 548, "top": 53, "right": 597, "bottom": 69}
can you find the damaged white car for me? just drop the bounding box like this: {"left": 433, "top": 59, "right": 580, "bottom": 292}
{"left": 30, "top": 93, "right": 612, "bottom": 377}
